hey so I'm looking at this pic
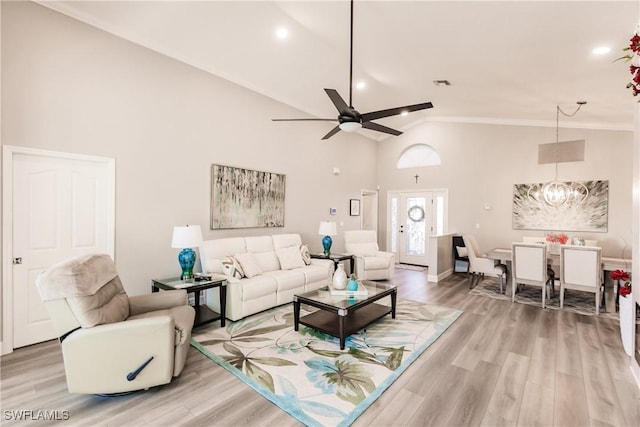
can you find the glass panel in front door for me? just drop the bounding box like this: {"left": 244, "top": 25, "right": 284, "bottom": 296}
{"left": 405, "top": 197, "right": 427, "bottom": 257}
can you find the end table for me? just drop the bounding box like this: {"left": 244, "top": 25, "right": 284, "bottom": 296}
{"left": 151, "top": 276, "right": 227, "bottom": 327}
{"left": 310, "top": 253, "right": 355, "bottom": 275}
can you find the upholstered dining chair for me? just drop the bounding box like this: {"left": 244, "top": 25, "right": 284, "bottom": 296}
{"left": 36, "top": 253, "right": 195, "bottom": 394}
{"left": 344, "top": 230, "right": 395, "bottom": 280}
{"left": 463, "top": 235, "right": 507, "bottom": 293}
{"left": 511, "top": 242, "right": 553, "bottom": 308}
{"left": 559, "top": 245, "right": 603, "bottom": 315}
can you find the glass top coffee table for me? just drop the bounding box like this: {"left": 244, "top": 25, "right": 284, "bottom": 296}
{"left": 293, "top": 281, "right": 397, "bottom": 350}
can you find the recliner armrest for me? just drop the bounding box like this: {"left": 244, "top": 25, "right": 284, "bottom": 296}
{"left": 129, "top": 290, "right": 187, "bottom": 316}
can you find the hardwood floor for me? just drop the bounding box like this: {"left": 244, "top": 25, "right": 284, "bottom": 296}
{"left": 2, "top": 270, "right": 639, "bottom": 426}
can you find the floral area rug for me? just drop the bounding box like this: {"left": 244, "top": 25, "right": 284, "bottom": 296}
{"left": 191, "top": 299, "right": 462, "bottom": 427}
{"left": 468, "top": 277, "right": 620, "bottom": 320}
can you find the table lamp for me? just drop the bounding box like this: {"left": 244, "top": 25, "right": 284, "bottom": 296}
{"left": 318, "top": 221, "right": 337, "bottom": 256}
{"left": 171, "top": 225, "right": 203, "bottom": 280}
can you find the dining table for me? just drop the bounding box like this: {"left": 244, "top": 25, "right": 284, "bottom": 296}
{"left": 485, "top": 248, "right": 632, "bottom": 273}
{"left": 486, "top": 247, "right": 632, "bottom": 311}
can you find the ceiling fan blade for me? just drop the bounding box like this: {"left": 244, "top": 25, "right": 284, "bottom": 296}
{"left": 362, "top": 121, "right": 402, "bottom": 136}
{"left": 272, "top": 118, "right": 336, "bottom": 122}
{"left": 321, "top": 125, "right": 341, "bottom": 140}
{"left": 361, "top": 102, "right": 433, "bottom": 122}
{"left": 324, "top": 89, "right": 349, "bottom": 112}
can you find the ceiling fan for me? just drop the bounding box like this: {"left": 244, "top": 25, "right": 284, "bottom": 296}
{"left": 272, "top": 0, "right": 433, "bottom": 140}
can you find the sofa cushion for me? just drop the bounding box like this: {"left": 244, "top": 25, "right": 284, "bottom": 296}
{"left": 234, "top": 252, "right": 263, "bottom": 278}
{"left": 221, "top": 256, "right": 245, "bottom": 279}
{"left": 254, "top": 251, "right": 281, "bottom": 272}
{"left": 272, "top": 233, "right": 302, "bottom": 249}
{"left": 300, "top": 244, "right": 311, "bottom": 265}
{"left": 245, "top": 235, "right": 275, "bottom": 253}
{"left": 264, "top": 270, "right": 306, "bottom": 293}
{"left": 199, "top": 237, "right": 247, "bottom": 274}
{"left": 299, "top": 264, "right": 329, "bottom": 286}
{"left": 276, "top": 245, "right": 305, "bottom": 270}
{"left": 241, "top": 275, "right": 278, "bottom": 300}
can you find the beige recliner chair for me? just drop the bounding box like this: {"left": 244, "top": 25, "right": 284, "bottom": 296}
{"left": 344, "top": 230, "right": 395, "bottom": 280}
{"left": 36, "top": 253, "right": 195, "bottom": 394}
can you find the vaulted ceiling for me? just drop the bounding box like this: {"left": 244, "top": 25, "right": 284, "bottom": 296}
{"left": 39, "top": 1, "right": 638, "bottom": 140}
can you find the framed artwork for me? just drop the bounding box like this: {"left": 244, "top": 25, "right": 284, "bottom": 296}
{"left": 210, "top": 165, "right": 285, "bottom": 229}
{"left": 512, "top": 180, "right": 608, "bottom": 232}
{"left": 350, "top": 199, "right": 360, "bottom": 216}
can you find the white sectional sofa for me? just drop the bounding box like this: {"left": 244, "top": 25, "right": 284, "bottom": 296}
{"left": 199, "top": 233, "right": 333, "bottom": 321}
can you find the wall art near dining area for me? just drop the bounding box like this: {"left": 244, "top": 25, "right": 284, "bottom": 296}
{"left": 512, "top": 180, "right": 608, "bottom": 232}
{"left": 210, "top": 164, "right": 285, "bottom": 229}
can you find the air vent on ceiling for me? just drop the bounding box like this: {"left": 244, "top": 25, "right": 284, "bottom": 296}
{"left": 433, "top": 80, "right": 451, "bottom": 86}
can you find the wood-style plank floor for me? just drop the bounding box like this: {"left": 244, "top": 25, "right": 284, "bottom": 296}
{"left": 2, "top": 270, "right": 639, "bottom": 426}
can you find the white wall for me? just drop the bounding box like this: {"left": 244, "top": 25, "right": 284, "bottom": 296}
{"left": 1, "top": 1, "right": 376, "bottom": 302}
{"left": 377, "top": 121, "right": 633, "bottom": 257}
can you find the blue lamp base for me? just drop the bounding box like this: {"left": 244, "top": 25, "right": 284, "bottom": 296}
{"left": 178, "top": 247, "right": 196, "bottom": 280}
{"left": 322, "top": 235, "right": 333, "bottom": 257}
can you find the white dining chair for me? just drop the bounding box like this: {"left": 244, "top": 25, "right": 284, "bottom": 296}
{"left": 512, "top": 242, "right": 551, "bottom": 308}
{"left": 463, "top": 235, "right": 507, "bottom": 293}
{"left": 559, "top": 245, "right": 602, "bottom": 315}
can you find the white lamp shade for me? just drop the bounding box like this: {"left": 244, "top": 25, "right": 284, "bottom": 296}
{"left": 318, "top": 221, "right": 337, "bottom": 236}
{"left": 171, "top": 225, "right": 203, "bottom": 248}
{"left": 339, "top": 122, "right": 362, "bottom": 132}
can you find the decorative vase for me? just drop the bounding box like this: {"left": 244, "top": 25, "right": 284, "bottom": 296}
{"left": 619, "top": 294, "right": 633, "bottom": 356}
{"left": 332, "top": 264, "right": 347, "bottom": 289}
{"left": 347, "top": 277, "right": 359, "bottom": 291}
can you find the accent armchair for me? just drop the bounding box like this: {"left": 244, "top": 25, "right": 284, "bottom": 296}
{"left": 35, "top": 253, "right": 195, "bottom": 394}
{"left": 344, "top": 230, "right": 395, "bottom": 280}
{"left": 463, "top": 235, "right": 507, "bottom": 293}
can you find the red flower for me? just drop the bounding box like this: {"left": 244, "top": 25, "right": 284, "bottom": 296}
{"left": 619, "top": 284, "right": 632, "bottom": 297}
{"left": 610, "top": 269, "right": 630, "bottom": 282}
{"left": 557, "top": 234, "right": 568, "bottom": 244}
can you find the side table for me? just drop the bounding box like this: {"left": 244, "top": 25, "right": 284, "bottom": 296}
{"left": 151, "top": 276, "right": 227, "bottom": 328}
{"left": 310, "top": 253, "right": 355, "bottom": 275}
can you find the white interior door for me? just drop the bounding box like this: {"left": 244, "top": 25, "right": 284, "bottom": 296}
{"left": 3, "top": 147, "right": 115, "bottom": 350}
{"left": 360, "top": 190, "right": 378, "bottom": 231}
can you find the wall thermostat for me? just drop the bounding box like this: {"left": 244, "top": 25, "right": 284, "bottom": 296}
{"left": 330, "top": 208, "right": 337, "bottom": 215}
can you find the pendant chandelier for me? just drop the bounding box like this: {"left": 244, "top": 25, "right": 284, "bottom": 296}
{"left": 528, "top": 102, "right": 588, "bottom": 206}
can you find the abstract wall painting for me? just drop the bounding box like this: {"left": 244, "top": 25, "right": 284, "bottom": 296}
{"left": 211, "top": 165, "right": 285, "bottom": 229}
{"left": 512, "top": 180, "right": 608, "bottom": 232}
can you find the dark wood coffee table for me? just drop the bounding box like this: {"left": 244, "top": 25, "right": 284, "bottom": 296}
{"left": 293, "top": 281, "right": 397, "bottom": 350}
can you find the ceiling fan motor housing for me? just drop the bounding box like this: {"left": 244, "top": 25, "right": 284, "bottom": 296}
{"left": 339, "top": 108, "right": 362, "bottom": 124}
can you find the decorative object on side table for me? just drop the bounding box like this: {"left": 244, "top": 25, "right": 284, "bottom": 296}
{"left": 171, "top": 225, "right": 203, "bottom": 280}
{"left": 611, "top": 269, "right": 633, "bottom": 356}
{"left": 318, "top": 220, "right": 337, "bottom": 256}
{"left": 332, "top": 264, "right": 347, "bottom": 290}
{"left": 347, "top": 274, "right": 359, "bottom": 291}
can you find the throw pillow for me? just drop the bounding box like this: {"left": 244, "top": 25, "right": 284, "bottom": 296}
{"left": 276, "top": 245, "right": 306, "bottom": 270}
{"left": 456, "top": 246, "right": 468, "bottom": 257}
{"left": 300, "top": 244, "right": 311, "bottom": 265}
{"left": 221, "top": 256, "right": 245, "bottom": 279}
{"left": 234, "top": 252, "right": 263, "bottom": 278}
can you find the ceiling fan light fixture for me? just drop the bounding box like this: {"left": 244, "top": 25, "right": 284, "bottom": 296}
{"left": 339, "top": 122, "right": 362, "bottom": 132}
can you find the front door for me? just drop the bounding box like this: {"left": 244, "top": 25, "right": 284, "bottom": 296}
{"left": 4, "top": 146, "right": 115, "bottom": 351}
{"left": 389, "top": 192, "right": 432, "bottom": 265}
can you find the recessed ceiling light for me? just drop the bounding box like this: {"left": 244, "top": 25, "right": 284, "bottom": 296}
{"left": 592, "top": 46, "right": 611, "bottom": 55}
{"left": 433, "top": 80, "right": 451, "bottom": 86}
{"left": 356, "top": 81, "right": 366, "bottom": 90}
{"left": 276, "top": 27, "right": 289, "bottom": 39}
